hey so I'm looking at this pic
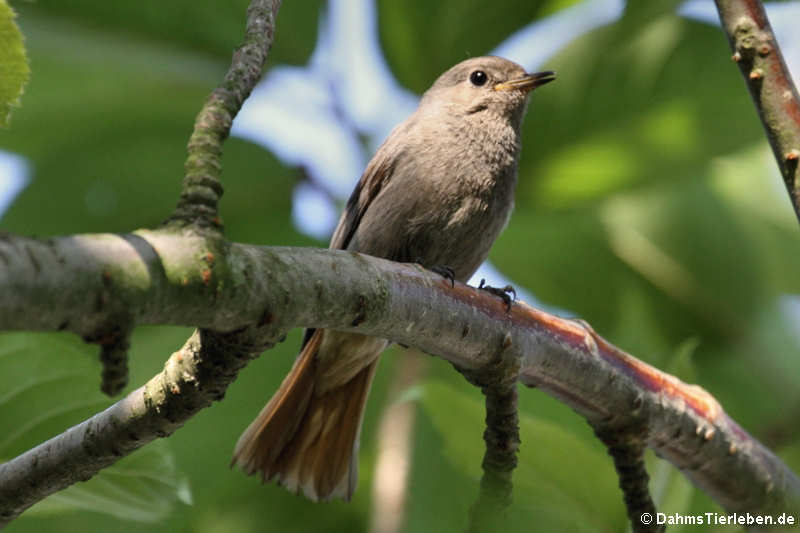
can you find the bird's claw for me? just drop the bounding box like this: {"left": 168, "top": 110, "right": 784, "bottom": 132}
{"left": 478, "top": 279, "right": 516, "bottom": 312}
{"left": 414, "top": 257, "right": 455, "bottom": 287}
{"left": 430, "top": 265, "right": 456, "bottom": 288}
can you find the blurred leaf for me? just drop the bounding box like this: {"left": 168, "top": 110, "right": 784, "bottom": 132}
{"left": 10, "top": 0, "right": 322, "bottom": 66}
{"left": 0, "top": 335, "right": 106, "bottom": 457}
{"left": 600, "top": 180, "right": 762, "bottom": 335}
{"left": 418, "top": 380, "right": 626, "bottom": 532}
{"left": 520, "top": 14, "right": 760, "bottom": 209}
{"left": 377, "top": 0, "right": 585, "bottom": 93}
{"left": 0, "top": 0, "right": 29, "bottom": 126}
{"left": 778, "top": 440, "right": 800, "bottom": 485}
{"left": 0, "top": 333, "right": 190, "bottom": 522}
{"left": 664, "top": 337, "right": 700, "bottom": 383}
{"left": 608, "top": 278, "right": 674, "bottom": 361}
{"left": 622, "top": 0, "right": 686, "bottom": 23}
{"left": 698, "top": 298, "right": 800, "bottom": 436}
{"left": 0, "top": 10, "right": 306, "bottom": 246}
{"left": 707, "top": 145, "right": 800, "bottom": 292}
{"left": 535, "top": 135, "right": 642, "bottom": 207}
{"left": 26, "top": 441, "right": 192, "bottom": 523}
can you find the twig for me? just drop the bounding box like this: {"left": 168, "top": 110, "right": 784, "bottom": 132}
{"left": 714, "top": 0, "right": 800, "bottom": 221}
{"left": 454, "top": 333, "right": 521, "bottom": 532}
{"left": 81, "top": 320, "right": 132, "bottom": 396}
{"left": 465, "top": 384, "right": 519, "bottom": 533}
{"left": 593, "top": 423, "right": 663, "bottom": 533}
{"left": 170, "top": 0, "right": 282, "bottom": 227}
{"left": 97, "top": 328, "right": 131, "bottom": 396}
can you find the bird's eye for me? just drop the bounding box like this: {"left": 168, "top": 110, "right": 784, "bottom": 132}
{"left": 469, "top": 70, "right": 488, "bottom": 86}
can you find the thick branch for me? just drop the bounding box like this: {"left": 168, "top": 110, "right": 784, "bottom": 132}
{"left": 0, "top": 233, "right": 798, "bottom": 520}
{"left": 714, "top": 0, "right": 800, "bottom": 221}
{"left": 171, "top": 0, "right": 282, "bottom": 227}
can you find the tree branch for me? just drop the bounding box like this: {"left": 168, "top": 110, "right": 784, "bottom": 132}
{"left": 171, "top": 0, "right": 282, "bottom": 227}
{"left": 592, "top": 423, "right": 663, "bottom": 533}
{"left": 0, "top": 235, "right": 798, "bottom": 523}
{"left": 714, "top": 0, "right": 800, "bottom": 221}
{"left": 465, "top": 384, "right": 519, "bottom": 533}
{"left": 455, "top": 339, "right": 521, "bottom": 532}
{"left": 0, "top": 327, "right": 276, "bottom": 526}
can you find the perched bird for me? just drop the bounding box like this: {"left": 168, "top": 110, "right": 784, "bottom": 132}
{"left": 232, "top": 56, "right": 554, "bottom": 501}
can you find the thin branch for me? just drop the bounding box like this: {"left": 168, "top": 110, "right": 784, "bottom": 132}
{"left": 454, "top": 338, "right": 521, "bottom": 532}
{"left": 592, "top": 423, "right": 663, "bottom": 533}
{"left": 0, "top": 235, "right": 798, "bottom": 522}
{"left": 97, "top": 327, "right": 131, "bottom": 395}
{"left": 170, "top": 0, "right": 282, "bottom": 227}
{"left": 714, "top": 0, "right": 800, "bottom": 221}
{"left": 465, "top": 384, "right": 519, "bottom": 533}
{"left": 0, "top": 327, "right": 276, "bottom": 526}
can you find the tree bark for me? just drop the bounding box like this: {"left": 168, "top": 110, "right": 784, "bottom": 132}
{"left": 714, "top": 0, "right": 800, "bottom": 221}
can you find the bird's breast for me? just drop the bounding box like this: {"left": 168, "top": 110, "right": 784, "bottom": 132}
{"left": 346, "top": 115, "right": 520, "bottom": 281}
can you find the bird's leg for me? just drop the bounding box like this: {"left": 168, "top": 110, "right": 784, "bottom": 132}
{"left": 478, "top": 279, "right": 516, "bottom": 312}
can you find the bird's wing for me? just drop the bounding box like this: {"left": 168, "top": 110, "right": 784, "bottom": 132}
{"left": 329, "top": 139, "right": 401, "bottom": 251}
{"left": 300, "top": 130, "right": 404, "bottom": 349}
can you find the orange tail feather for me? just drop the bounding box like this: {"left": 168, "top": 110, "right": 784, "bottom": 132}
{"left": 232, "top": 330, "right": 380, "bottom": 501}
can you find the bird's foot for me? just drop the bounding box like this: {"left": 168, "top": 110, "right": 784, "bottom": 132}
{"left": 430, "top": 265, "right": 455, "bottom": 288}
{"left": 414, "top": 257, "right": 455, "bottom": 288}
{"left": 478, "top": 279, "right": 516, "bottom": 312}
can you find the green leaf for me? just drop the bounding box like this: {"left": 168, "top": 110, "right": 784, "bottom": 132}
{"left": 377, "top": 0, "right": 585, "bottom": 94}
{"left": 778, "top": 440, "right": 800, "bottom": 485}
{"left": 519, "top": 13, "right": 761, "bottom": 208}
{"left": 664, "top": 337, "right": 700, "bottom": 383}
{"left": 0, "top": 0, "right": 30, "bottom": 126}
{"left": 26, "top": 441, "right": 192, "bottom": 523}
{"left": 0, "top": 333, "right": 191, "bottom": 522}
{"left": 418, "top": 380, "right": 626, "bottom": 532}
{"left": 622, "top": 0, "right": 687, "bottom": 24}
{"left": 13, "top": 0, "right": 322, "bottom": 65}
{"left": 0, "top": 11, "right": 308, "bottom": 247}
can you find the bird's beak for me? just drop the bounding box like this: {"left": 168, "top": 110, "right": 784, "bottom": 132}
{"left": 493, "top": 71, "right": 556, "bottom": 93}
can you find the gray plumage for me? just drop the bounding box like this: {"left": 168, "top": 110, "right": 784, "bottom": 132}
{"left": 232, "top": 56, "right": 554, "bottom": 502}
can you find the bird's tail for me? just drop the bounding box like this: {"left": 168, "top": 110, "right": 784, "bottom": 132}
{"left": 231, "top": 329, "right": 379, "bottom": 501}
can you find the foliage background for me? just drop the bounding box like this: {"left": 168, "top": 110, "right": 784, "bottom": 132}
{"left": 1, "top": 0, "right": 800, "bottom": 532}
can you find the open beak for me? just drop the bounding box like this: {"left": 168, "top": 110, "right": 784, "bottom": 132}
{"left": 493, "top": 71, "right": 556, "bottom": 92}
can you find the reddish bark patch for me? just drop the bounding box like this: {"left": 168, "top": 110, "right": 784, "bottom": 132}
{"left": 744, "top": 0, "right": 768, "bottom": 28}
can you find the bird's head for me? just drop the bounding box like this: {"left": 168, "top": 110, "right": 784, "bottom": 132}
{"left": 421, "top": 56, "right": 555, "bottom": 127}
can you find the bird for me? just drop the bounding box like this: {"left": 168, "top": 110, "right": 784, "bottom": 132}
{"left": 232, "top": 55, "right": 555, "bottom": 501}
